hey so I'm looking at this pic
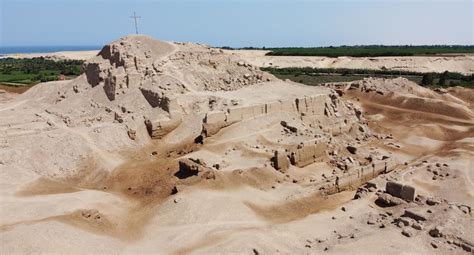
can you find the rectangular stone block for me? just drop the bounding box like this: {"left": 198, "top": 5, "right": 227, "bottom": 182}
{"left": 404, "top": 208, "right": 427, "bottom": 221}
{"left": 272, "top": 151, "right": 289, "bottom": 172}
{"left": 400, "top": 185, "right": 416, "bottom": 201}
{"left": 103, "top": 76, "right": 116, "bottom": 101}
{"left": 386, "top": 181, "right": 403, "bottom": 198}
{"left": 313, "top": 143, "right": 327, "bottom": 158}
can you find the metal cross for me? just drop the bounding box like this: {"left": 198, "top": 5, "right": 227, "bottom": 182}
{"left": 130, "top": 11, "right": 141, "bottom": 34}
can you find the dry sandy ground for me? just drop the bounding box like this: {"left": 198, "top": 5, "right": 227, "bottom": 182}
{"left": 230, "top": 50, "right": 474, "bottom": 75}
{"left": 0, "top": 50, "right": 99, "bottom": 61}
{"left": 0, "top": 36, "right": 473, "bottom": 254}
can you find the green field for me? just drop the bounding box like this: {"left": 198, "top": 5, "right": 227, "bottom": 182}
{"left": 262, "top": 67, "right": 474, "bottom": 88}
{"left": 260, "top": 45, "right": 474, "bottom": 57}
{"left": 0, "top": 58, "right": 84, "bottom": 87}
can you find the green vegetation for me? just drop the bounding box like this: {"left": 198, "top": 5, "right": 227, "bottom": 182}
{"left": 0, "top": 58, "right": 84, "bottom": 87}
{"left": 264, "top": 45, "right": 474, "bottom": 57}
{"left": 421, "top": 73, "right": 435, "bottom": 86}
{"left": 262, "top": 67, "right": 474, "bottom": 88}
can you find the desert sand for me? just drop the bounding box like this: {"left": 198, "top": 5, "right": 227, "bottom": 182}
{"left": 0, "top": 35, "right": 473, "bottom": 254}
{"left": 0, "top": 50, "right": 99, "bottom": 61}
{"left": 231, "top": 50, "right": 474, "bottom": 75}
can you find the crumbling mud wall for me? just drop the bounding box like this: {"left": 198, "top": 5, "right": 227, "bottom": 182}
{"left": 332, "top": 157, "right": 397, "bottom": 193}
{"left": 145, "top": 117, "right": 182, "bottom": 139}
{"left": 55, "top": 35, "right": 378, "bottom": 196}
{"left": 288, "top": 140, "right": 328, "bottom": 168}
{"left": 78, "top": 35, "right": 283, "bottom": 147}
{"left": 201, "top": 93, "right": 358, "bottom": 138}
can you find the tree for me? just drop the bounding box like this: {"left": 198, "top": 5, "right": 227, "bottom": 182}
{"left": 438, "top": 71, "right": 448, "bottom": 86}
{"left": 421, "top": 73, "right": 434, "bottom": 86}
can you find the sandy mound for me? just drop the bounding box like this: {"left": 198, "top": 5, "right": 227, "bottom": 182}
{"left": 1, "top": 35, "right": 472, "bottom": 254}
{"left": 8, "top": 35, "right": 370, "bottom": 179}
{"left": 327, "top": 77, "right": 474, "bottom": 120}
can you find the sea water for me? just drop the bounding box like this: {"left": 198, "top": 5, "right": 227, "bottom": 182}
{"left": 0, "top": 46, "right": 101, "bottom": 55}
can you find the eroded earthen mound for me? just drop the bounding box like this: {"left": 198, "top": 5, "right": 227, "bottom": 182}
{"left": 6, "top": 35, "right": 378, "bottom": 180}
{"left": 1, "top": 35, "right": 472, "bottom": 254}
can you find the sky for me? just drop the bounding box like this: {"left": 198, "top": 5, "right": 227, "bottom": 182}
{"left": 0, "top": 0, "right": 473, "bottom": 47}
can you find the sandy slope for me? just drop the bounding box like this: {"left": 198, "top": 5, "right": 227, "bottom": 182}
{"left": 0, "top": 36, "right": 473, "bottom": 254}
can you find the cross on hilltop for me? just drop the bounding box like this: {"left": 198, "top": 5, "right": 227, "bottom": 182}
{"left": 130, "top": 11, "right": 141, "bottom": 34}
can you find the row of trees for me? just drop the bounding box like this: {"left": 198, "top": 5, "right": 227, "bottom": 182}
{"left": 265, "top": 45, "right": 474, "bottom": 57}
{"left": 420, "top": 71, "right": 474, "bottom": 87}
{"left": 262, "top": 67, "right": 473, "bottom": 88}
{"left": 0, "top": 57, "right": 83, "bottom": 76}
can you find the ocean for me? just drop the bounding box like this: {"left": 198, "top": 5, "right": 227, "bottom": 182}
{"left": 0, "top": 45, "right": 101, "bottom": 55}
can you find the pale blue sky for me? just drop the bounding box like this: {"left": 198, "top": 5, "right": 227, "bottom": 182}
{"left": 0, "top": 0, "right": 472, "bottom": 47}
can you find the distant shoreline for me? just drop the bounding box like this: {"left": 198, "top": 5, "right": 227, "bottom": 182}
{"left": 0, "top": 46, "right": 101, "bottom": 55}
{"left": 0, "top": 50, "right": 99, "bottom": 61}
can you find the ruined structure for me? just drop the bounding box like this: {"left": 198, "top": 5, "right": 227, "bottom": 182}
{"left": 1, "top": 35, "right": 472, "bottom": 254}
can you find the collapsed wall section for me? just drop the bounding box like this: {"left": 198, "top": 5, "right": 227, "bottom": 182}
{"left": 201, "top": 94, "right": 331, "bottom": 137}
{"left": 289, "top": 140, "right": 328, "bottom": 168}
{"left": 145, "top": 118, "right": 182, "bottom": 139}
{"left": 201, "top": 93, "right": 362, "bottom": 138}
